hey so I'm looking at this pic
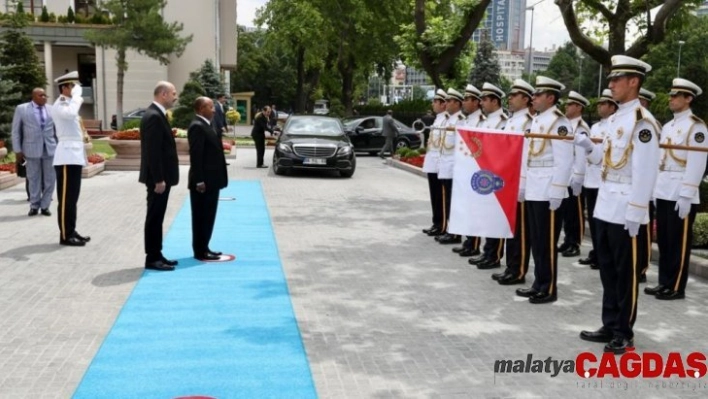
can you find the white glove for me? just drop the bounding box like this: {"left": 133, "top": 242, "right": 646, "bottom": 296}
{"left": 675, "top": 196, "right": 693, "bottom": 219}
{"left": 518, "top": 187, "right": 526, "bottom": 203}
{"left": 624, "top": 220, "right": 640, "bottom": 237}
{"left": 574, "top": 133, "right": 594, "bottom": 153}
{"left": 549, "top": 197, "right": 562, "bottom": 211}
{"left": 71, "top": 83, "right": 82, "bottom": 98}
{"left": 570, "top": 179, "right": 583, "bottom": 197}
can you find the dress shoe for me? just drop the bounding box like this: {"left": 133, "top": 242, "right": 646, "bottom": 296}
{"left": 40, "top": 208, "right": 51, "bottom": 216}
{"left": 468, "top": 255, "right": 487, "bottom": 265}
{"left": 452, "top": 246, "right": 464, "bottom": 253}
{"left": 644, "top": 284, "right": 665, "bottom": 296}
{"left": 28, "top": 208, "right": 38, "bottom": 216}
{"left": 498, "top": 274, "right": 525, "bottom": 285}
{"left": 492, "top": 270, "right": 511, "bottom": 281}
{"left": 561, "top": 245, "right": 580, "bottom": 257}
{"left": 557, "top": 242, "right": 570, "bottom": 253}
{"left": 578, "top": 257, "right": 595, "bottom": 265}
{"left": 459, "top": 248, "right": 480, "bottom": 257}
{"left": 589, "top": 263, "right": 600, "bottom": 270}
{"left": 437, "top": 234, "right": 461, "bottom": 244}
{"left": 60, "top": 236, "right": 85, "bottom": 246}
{"left": 529, "top": 292, "right": 557, "bottom": 304}
{"left": 73, "top": 232, "right": 91, "bottom": 243}
{"left": 161, "top": 257, "right": 178, "bottom": 266}
{"left": 638, "top": 274, "right": 646, "bottom": 283}
{"left": 579, "top": 327, "right": 613, "bottom": 343}
{"left": 516, "top": 287, "right": 538, "bottom": 298}
{"left": 207, "top": 249, "right": 223, "bottom": 256}
{"left": 145, "top": 260, "right": 175, "bottom": 271}
{"left": 422, "top": 225, "right": 439, "bottom": 235}
{"left": 195, "top": 252, "right": 220, "bottom": 261}
{"left": 655, "top": 289, "right": 685, "bottom": 300}
{"left": 426, "top": 228, "right": 444, "bottom": 237}
{"left": 477, "top": 259, "right": 501, "bottom": 270}
{"left": 604, "top": 337, "right": 634, "bottom": 355}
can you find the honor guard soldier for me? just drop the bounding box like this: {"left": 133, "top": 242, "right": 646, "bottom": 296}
{"left": 422, "top": 89, "right": 449, "bottom": 237}
{"left": 646, "top": 78, "right": 708, "bottom": 300}
{"left": 468, "top": 82, "right": 508, "bottom": 269}
{"left": 493, "top": 79, "right": 535, "bottom": 285}
{"left": 515, "top": 76, "right": 573, "bottom": 304}
{"left": 638, "top": 87, "right": 658, "bottom": 282}
{"left": 578, "top": 89, "right": 617, "bottom": 270}
{"left": 559, "top": 91, "right": 591, "bottom": 258}
{"left": 435, "top": 88, "right": 465, "bottom": 245}
{"left": 638, "top": 88, "right": 656, "bottom": 109}
{"left": 452, "top": 84, "right": 484, "bottom": 257}
{"left": 576, "top": 55, "right": 660, "bottom": 354}
{"left": 52, "top": 71, "right": 90, "bottom": 246}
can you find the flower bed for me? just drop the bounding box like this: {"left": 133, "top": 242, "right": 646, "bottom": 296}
{"left": 109, "top": 127, "right": 187, "bottom": 140}
{"left": 87, "top": 154, "right": 105, "bottom": 164}
{"left": 398, "top": 155, "right": 424, "bottom": 168}
{"left": 223, "top": 142, "right": 232, "bottom": 154}
{"left": 0, "top": 163, "right": 16, "bottom": 173}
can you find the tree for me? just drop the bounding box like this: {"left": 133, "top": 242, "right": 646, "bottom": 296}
{"left": 85, "top": 0, "right": 192, "bottom": 128}
{"left": 555, "top": 0, "right": 703, "bottom": 67}
{"left": 0, "top": 67, "right": 21, "bottom": 150}
{"left": 544, "top": 42, "right": 579, "bottom": 96}
{"left": 0, "top": 18, "right": 47, "bottom": 104}
{"left": 468, "top": 33, "right": 500, "bottom": 89}
{"left": 396, "top": 0, "right": 491, "bottom": 88}
{"left": 170, "top": 79, "right": 205, "bottom": 129}
{"left": 190, "top": 59, "right": 223, "bottom": 99}
{"left": 67, "top": 6, "right": 75, "bottom": 23}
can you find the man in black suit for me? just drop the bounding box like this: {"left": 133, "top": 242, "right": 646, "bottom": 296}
{"left": 251, "top": 106, "right": 273, "bottom": 168}
{"left": 139, "top": 81, "right": 180, "bottom": 271}
{"left": 188, "top": 97, "right": 228, "bottom": 261}
{"left": 213, "top": 93, "right": 228, "bottom": 140}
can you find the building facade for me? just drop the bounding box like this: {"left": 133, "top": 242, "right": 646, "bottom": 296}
{"left": 1, "top": 0, "right": 237, "bottom": 127}
{"left": 496, "top": 50, "right": 526, "bottom": 81}
{"left": 697, "top": 1, "right": 708, "bottom": 16}
{"left": 472, "top": 0, "right": 527, "bottom": 51}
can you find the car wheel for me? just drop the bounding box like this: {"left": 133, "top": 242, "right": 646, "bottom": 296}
{"left": 340, "top": 160, "right": 356, "bottom": 178}
{"left": 395, "top": 139, "right": 410, "bottom": 150}
{"left": 273, "top": 157, "right": 286, "bottom": 176}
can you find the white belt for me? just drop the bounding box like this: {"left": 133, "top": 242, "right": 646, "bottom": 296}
{"left": 604, "top": 172, "right": 631, "bottom": 184}
{"left": 58, "top": 138, "right": 84, "bottom": 142}
{"left": 528, "top": 160, "right": 554, "bottom": 167}
{"left": 659, "top": 165, "right": 685, "bottom": 172}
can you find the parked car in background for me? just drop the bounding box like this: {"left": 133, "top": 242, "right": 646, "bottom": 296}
{"left": 110, "top": 108, "right": 148, "bottom": 130}
{"left": 313, "top": 99, "right": 329, "bottom": 115}
{"left": 272, "top": 115, "right": 356, "bottom": 178}
{"left": 341, "top": 116, "right": 422, "bottom": 155}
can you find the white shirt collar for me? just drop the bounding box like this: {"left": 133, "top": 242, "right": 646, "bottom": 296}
{"left": 197, "top": 115, "right": 211, "bottom": 125}
{"left": 152, "top": 101, "right": 166, "bottom": 115}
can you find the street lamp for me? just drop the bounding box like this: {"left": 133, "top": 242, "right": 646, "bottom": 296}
{"left": 677, "top": 40, "right": 686, "bottom": 77}
{"left": 526, "top": 0, "right": 546, "bottom": 77}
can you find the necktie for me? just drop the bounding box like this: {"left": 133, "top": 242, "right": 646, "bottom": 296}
{"left": 39, "top": 106, "right": 45, "bottom": 130}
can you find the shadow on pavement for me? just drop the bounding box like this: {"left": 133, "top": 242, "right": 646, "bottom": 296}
{"left": 92, "top": 267, "right": 143, "bottom": 287}
{"left": 0, "top": 243, "right": 62, "bottom": 261}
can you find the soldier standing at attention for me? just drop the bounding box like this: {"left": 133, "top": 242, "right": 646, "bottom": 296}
{"left": 576, "top": 56, "right": 660, "bottom": 354}
{"left": 422, "top": 89, "right": 449, "bottom": 237}
{"left": 645, "top": 78, "right": 708, "bottom": 300}
{"left": 515, "top": 76, "right": 573, "bottom": 305}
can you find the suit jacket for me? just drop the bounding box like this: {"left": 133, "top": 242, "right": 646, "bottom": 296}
{"left": 138, "top": 103, "right": 179, "bottom": 186}
{"left": 213, "top": 101, "right": 227, "bottom": 137}
{"left": 382, "top": 114, "right": 400, "bottom": 138}
{"left": 11, "top": 102, "right": 56, "bottom": 158}
{"left": 250, "top": 112, "right": 273, "bottom": 138}
{"left": 188, "top": 117, "right": 228, "bottom": 191}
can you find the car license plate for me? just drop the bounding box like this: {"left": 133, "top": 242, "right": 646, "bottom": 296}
{"left": 304, "top": 158, "right": 326, "bottom": 165}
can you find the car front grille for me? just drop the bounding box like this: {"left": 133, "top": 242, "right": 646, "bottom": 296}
{"left": 293, "top": 144, "right": 337, "bottom": 158}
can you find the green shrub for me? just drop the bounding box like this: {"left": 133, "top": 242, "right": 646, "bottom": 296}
{"left": 40, "top": 6, "right": 49, "bottom": 22}
{"left": 66, "top": 7, "right": 75, "bottom": 23}
{"left": 699, "top": 180, "right": 708, "bottom": 213}
{"left": 48, "top": 13, "right": 57, "bottom": 22}
{"left": 120, "top": 119, "right": 141, "bottom": 130}
{"left": 693, "top": 213, "right": 708, "bottom": 247}
{"left": 170, "top": 106, "right": 194, "bottom": 129}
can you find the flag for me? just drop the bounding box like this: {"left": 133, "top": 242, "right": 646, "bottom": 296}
{"left": 447, "top": 127, "right": 524, "bottom": 238}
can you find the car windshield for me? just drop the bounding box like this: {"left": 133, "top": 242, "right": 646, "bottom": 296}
{"left": 285, "top": 116, "right": 343, "bottom": 136}
{"left": 341, "top": 117, "right": 363, "bottom": 128}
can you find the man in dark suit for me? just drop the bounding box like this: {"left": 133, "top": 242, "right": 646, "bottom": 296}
{"left": 139, "top": 81, "right": 180, "bottom": 271}
{"left": 251, "top": 106, "right": 273, "bottom": 168}
{"left": 213, "top": 93, "right": 228, "bottom": 139}
{"left": 188, "top": 97, "right": 228, "bottom": 261}
{"left": 378, "top": 109, "right": 400, "bottom": 158}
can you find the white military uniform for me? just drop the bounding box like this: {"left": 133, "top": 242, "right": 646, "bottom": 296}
{"left": 583, "top": 118, "right": 608, "bottom": 189}
{"left": 507, "top": 108, "right": 534, "bottom": 194}
{"left": 654, "top": 109, "right": 708, "bottom": 203}
{"left": 588, "top": 100, "right": 660, "bottom": 225}
{"left": 437, "top": 110, "right": 464, "bottom": 179}
{"left": 422, "top": 111, "right": 448, "bottom": 173}
{"left": 478, "top": 108, "right": 507, "bottom": 130}
{"left": 52, "top": 93, "right": 86, "bottom": 167}
{"left": 525, "top": 106, "right": 573, "bottom": 201}
{"left": 570, "top": 116, "right": 591, "bottom": 185}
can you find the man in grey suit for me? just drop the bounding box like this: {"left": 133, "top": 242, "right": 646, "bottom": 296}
{"left": 11, "top": 88, "right": 56, "bottom": 216}
{"left": 378, "top": 109, "right": 400, "bottom": 158}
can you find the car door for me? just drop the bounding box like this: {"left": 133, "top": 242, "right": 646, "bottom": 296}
{"left": 352, "top": 118, "right": 379, "bottom": 151}
{"left": 369, "top": 117, "right": 385, "bottom": 149}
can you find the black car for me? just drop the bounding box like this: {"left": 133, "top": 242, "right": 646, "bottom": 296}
{"left": 342, "top": 116, "right": 422, "bottom": 155}
{"left": 110, "top": 108, "right": 148, "bottom": 130}
{"left": 272, "top": 115, "right": 356, "bottom": 177}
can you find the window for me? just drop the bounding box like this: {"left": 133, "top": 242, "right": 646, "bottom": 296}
{"left": 74, "top": 0, "right": 97, "bottom": 17}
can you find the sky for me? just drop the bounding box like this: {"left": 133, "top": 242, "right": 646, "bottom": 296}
{"left": 237, "top": 0, "right": 571, "bottom": 51}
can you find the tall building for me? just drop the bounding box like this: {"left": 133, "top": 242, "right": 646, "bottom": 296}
{"left": 697, "top": 1, "right": 708, "bottom": 16}
{"left": 496, "top": 50, "right": 526, "bottom": 81}
{"left": 472, "top": 0, "right": 527, "bottom": 51}
{"left": 0, "top": 0, "right": 238, "bottom": 125}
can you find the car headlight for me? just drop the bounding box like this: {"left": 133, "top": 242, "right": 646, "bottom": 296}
{"left": 277, "top": 143, "right": 292, "bottom": 153}
{"left": 337, "top": 146, "right": 352, "bottom": 155}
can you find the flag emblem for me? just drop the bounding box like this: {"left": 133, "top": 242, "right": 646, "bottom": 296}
{"left": 471, "top": 170, "right": 504, "bottom": 195}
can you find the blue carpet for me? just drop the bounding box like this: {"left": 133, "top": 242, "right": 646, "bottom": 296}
{"left": 73, "top": 181, "right": 317, "bottom": 399}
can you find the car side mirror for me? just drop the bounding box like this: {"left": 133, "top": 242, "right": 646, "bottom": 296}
{"left": 355, "top": 126, "right": 363, "bottom": 133}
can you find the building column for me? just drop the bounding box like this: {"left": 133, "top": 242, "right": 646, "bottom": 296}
{"left": 43, "top": 41, "right": 53, "bottom": 100}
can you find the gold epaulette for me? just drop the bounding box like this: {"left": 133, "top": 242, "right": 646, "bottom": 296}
{"left": 444, "top": 112, "right": 450, "bottom": 119}
{"left": 691, "top": 114, "right": 705, "bottom": 125}
{"left": 501, "top": 113, "right": 509, "bottom": 120}
{"left": 458, "top": 113, "right": 465, "bottom": 120}
{"left": 525, "top": 112, "right": 533, "bottom": 121}
{"left": 553, "top": 108, "right": 564, "bottom": 117}
{"left": 635, "top": 107, "right": 646, "bottom": 123}
{"left": 480, "top": 114, "right": 487, "bottom": 121}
